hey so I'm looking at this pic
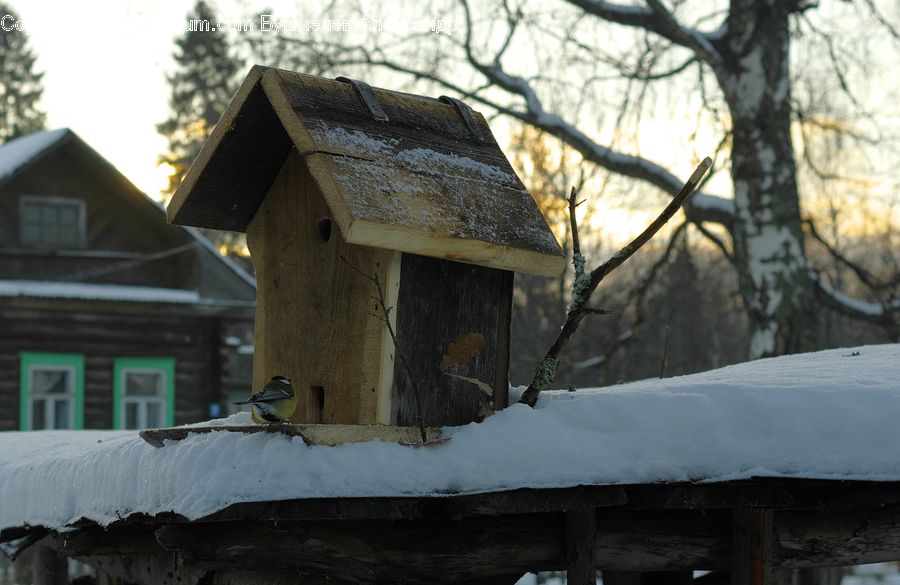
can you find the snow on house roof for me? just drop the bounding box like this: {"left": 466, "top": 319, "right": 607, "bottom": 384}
{"left": 1, "top": 344, "right": 899, "bottom": 533}
{"left": 0, "top": 129, "right": 69, "bottom": 180}
{"left": 0, "top": 279, "right": 202, "bottom": 304}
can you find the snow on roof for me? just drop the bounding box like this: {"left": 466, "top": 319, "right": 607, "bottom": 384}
{"left": 1, "top": 344, "right": 899, "bottom": 532}
{"left": 0, "top": 129, "right": 69, "bottom": 180}
{"left": 0, "top": 279, "right": 201, "bottom": 304}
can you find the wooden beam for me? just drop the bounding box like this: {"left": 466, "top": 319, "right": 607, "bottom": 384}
{"left": 732, "top": 509, "right": 773, "bottom": 585}
{"left": 603, "top": 570, "right": 693, "bottom": 585}
{"left": 26, "top": 486, "right": 900, "bottom": 585}
{"left": 193, "top": 479, "right": 900, "bottom": 524}
{"left": 566, "top": 509, "right": 597, "bottom": 585}
{"left": 82, "top": 555, "right": 357, "bottom": 585}
{"left": 151, "top": 510, "right": 731, "bottom": 583}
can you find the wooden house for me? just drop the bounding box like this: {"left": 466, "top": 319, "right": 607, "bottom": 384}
{"left": 0, "top": 129, "right": 257, "bottom": 431}
{"left": 168, "top": 66, "right": 565, "bottom": 427}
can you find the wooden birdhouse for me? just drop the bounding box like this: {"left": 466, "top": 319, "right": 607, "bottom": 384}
{"left": 167, "top": 66, "right": 565, "bottom": 427}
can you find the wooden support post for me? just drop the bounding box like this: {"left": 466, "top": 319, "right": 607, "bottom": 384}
{"left": 31, "top": 537, "right": 68, "bottom": 585}
{"left": 733, "top": 509, "right": 774, "bottom": 585}
{"left": 566, "top": 509, "right": 597, "bottom": 585}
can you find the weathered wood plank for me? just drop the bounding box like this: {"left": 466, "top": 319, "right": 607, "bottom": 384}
{"left": 152, "top": 510, "right": 732, "bottom": 581}
{"left": 566, "top": 509, "right": 597, "bottom": 585}
{"left": 393, "top": 253, "right": 513, "bottom": 426}
{"left": 776, "top": 507, "right": 900, "bottom": 568}
{"left": 733, "top": 509, "right": 774, "bottom": 585}
{"left": 246, "top": 151, "right": 396, "bottom": 424}
{"left": 139, "top": 423, "right": 443, "bottom": 448}
{"left": 154, "top": 515, "right": 566, "bottom": 584}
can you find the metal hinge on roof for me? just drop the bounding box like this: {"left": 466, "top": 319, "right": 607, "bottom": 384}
{"left": 440, "top": 96, "right": 486, "bottom": 144}
{"left": 336, "top": 77, "right": 389, "bottom": 122}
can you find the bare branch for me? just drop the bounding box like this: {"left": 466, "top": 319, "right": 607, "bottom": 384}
{"left": 590, "top": 158, "right": 711, "bottom": 283}
{"left": 519, "top": 157, "right": 711, "bottom": 407}
{"left": 568, "top": 187, "right": 583, "bottom": 261}
{"left": 564, "top": 0, "right": 726, "bottom": 71}
{"left": 803, "top": 218, "right": 883, "bottom": 290}
{"left": 809, "top": 270, "right": 899, "bottom": 330}
{"left": 693, "top": 221, "right": 733, "bottom": 262}
{"left": 644, "top": 0, "right": 728, "bottom": 75}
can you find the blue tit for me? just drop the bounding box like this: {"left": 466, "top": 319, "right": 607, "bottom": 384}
{"left": 234, "top": 375, "right": 297, "bottom": 424}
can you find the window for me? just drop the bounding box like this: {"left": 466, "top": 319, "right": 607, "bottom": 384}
{"left": 19, "top": 353, "right": 84, "bottom": 430}
{"left": 19, "top": 195, "right": 86, "bottom": 249}
{"left": 113, "top": 358, "right": 175, "bottom": 429}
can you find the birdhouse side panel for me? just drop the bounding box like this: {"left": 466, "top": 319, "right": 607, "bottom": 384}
{"left": 246, "top": 152, "right": 395, "bottom": 424}
{"left": 392, "top": 254, "right": 513, "bottom": 427}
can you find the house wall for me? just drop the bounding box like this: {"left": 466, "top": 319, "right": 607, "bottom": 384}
{"left": 0, "top": 300, "right": 223, "bottom": 430}
{"left": 0, "top": 135, "right": 257, "bottom": 304}
{"left": 0, "top": 142, "right": 196, "bottom": 288}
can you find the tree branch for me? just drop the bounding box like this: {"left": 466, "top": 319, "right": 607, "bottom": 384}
{"left": 519, "top": 157, "right": 711, "bottom": 407}
{"left": 644, "top": 0, "right": 728, "bottom": 75}
{"left": 809, "top": 270, "right": 899, "bottom": 329}
{"left": 803, "top": 218, "right": 882, "bottom": 290}
{"left": 564, "top": 0, "right": 726, "bottom": 69}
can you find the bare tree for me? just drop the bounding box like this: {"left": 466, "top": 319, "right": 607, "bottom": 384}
{"left": 259, "top": 0, "right": 900, "bottom": 360}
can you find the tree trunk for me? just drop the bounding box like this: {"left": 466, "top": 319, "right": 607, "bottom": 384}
{"left": 722, "top": 0, "right": 817, "bottom": 358}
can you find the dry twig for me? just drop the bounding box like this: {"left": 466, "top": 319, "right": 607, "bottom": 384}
{"left": 518, "top": 157, "right": 712, "bottom": 407}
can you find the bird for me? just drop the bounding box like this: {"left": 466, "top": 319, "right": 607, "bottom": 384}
{"left": 234, "top": 375, "right": 297, "bottom": 424}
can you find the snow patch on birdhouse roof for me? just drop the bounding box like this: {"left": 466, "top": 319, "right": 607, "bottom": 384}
{"left": 166, "top": 66, "right": 565, "bottom": 277}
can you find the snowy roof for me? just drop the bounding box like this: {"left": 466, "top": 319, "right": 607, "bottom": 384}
{"left": 1, "top": 344, "right": 899, "bottom": 533}
{"left": 166, "top": 66, "right": 565, "bottom": 277}
{"left": 0, "top": 129, "right": 68, "bottom": 181}
{"left": 0, "top": 279, "right": 222, "bottom": 305}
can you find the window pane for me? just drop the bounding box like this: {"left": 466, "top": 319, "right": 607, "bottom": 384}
{"left": 20, "top": 198, "right": 85, "bottom": 248}
{"left": 33, "top": 369, "right": 69, "bottom": 394}
{"left": 53, "top": 400, "right": 70, "bottom": 429}
{"left": 125, "top": 402, "right": 139, "bottom": 429}
{"left": 146, "top": 402, "right": 162, "bottom": 428}
{"left": 21, "top": 223, "right": 40, "bottom": 244}
{"left": 41, "top": 205, "right": 58, "bottom": 224}
{"left": 22, "top": 203, "right": 39, "bottom": 223}
{"left": 32, "top": 399, "right": 46, "bottom": 430}
{"left": 125, "top": 371, "right": 162, "bottom": 396}
{"left": 42, "top": 222, "right": 59, "bottom": 246}
{"left": 58, "top": 206, "right": 77, "bottom": 225}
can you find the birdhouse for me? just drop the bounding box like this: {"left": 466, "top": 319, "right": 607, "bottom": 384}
{"left": 167, "top": 66, "right": 565, "bottom": 427}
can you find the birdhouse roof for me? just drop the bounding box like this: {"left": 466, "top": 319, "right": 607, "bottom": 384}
{"left": 166, "top": 66, "right": 565, "bottom": 276}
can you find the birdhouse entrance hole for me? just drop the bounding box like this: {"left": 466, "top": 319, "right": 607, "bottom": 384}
{"left": 310, "top": 385, "right": 325, "bottom": 423}
{"left": 317, "top": 218, "right": 332, "bottom": 243}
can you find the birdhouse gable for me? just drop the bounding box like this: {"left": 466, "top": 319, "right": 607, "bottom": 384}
{"left": 167, "top": 66, "right": 565, "bottom": 277}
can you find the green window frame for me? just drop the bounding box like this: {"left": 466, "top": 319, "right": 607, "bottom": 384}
{"left": 113, "top": 357, "right": 175, "bottom": 429}
{"left": 19, "top": 352, "right": 85, "bottom": 431}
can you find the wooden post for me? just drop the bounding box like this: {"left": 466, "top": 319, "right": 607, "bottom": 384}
{"left": 733, "top": 509, "right": 774, "bottom": 585}
{"left": 566, "top": 509, "right": 597, "bottom": 585}
{"left": 31, "top": 537, "right": 68, "bottom": 585}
